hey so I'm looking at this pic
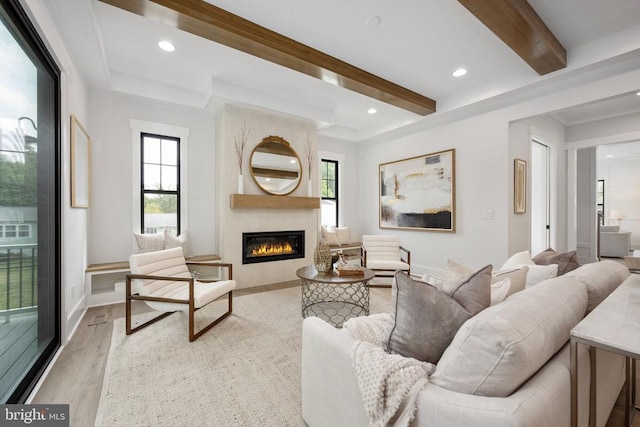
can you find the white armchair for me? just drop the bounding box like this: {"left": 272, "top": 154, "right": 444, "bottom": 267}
{"left": 600, "top": 225, "right": 631, "bottom": 258}
{"left": 126, "top": 247, "right": 236, "bottom": 341}
{"left": 361, "top": 235, "right": 410, "bottom": 282}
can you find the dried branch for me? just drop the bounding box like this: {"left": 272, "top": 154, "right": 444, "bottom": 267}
{"left": 233, "top": 122, "right": 250, "bottom": 173}
{"left": 304, "top": 133, "right": 315, "bottom": 178}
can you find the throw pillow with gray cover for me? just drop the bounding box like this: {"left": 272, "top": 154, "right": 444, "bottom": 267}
{"left": 383, "top": 266, "right": 491, "bottom": 363}
{"left": 532, "top": 247, "right": 580, "bottom": 276}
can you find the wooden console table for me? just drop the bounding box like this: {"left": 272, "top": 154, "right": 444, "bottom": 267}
{"left": 570, "top": 276, "right": 640, "bottom": 427}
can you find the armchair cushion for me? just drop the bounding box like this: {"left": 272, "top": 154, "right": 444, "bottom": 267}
{"left": 129, "top": 247, "right": 235, "bottom": 312}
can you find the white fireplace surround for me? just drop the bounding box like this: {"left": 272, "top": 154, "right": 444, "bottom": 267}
{"left": 216, "top": 104, "right": 319, "bottom": 288}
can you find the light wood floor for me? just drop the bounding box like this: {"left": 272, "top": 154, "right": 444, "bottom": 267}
{"left": 31, "top": 279, "right": 640, "bottom": 427}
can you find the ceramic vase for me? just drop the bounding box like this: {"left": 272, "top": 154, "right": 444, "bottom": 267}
{"left": 313, "top": 242, "right": 332, "bottom": 273}
{"left": 307, "top": 179, "right": 312, "bottom": 197}
{"left": 238, "top": 174, "right": 244, "bottom": 194}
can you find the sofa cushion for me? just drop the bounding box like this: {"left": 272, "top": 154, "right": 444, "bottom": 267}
{"left": 490, "top": 278, "right": 511, "bottom": 306}
{"left": 430, "top": 276, "right": 588, "bottom": 397}
{"left": 533, "top": 247, "right": 580, "bottom": 276}
{"left": 492, "top": 266, "right": 528, "bottom": 297}
{"left": 447, "top": 260, "right": 528, "bottom": 297}
{"left": 564, "top": 260, "right": 630, "bottom": 312}
{"left": 382, "top": 267, "right": 491, "bottom": 364}
{"left": 499, "top": 251, "right": 558, "bottom": 287}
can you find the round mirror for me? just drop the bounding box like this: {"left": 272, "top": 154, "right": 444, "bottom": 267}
{"left": 250, "top": 136, "right": 302, "bottom": 196}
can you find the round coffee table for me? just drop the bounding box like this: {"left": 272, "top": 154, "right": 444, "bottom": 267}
{"left": 296, "top": 265, "right": 375, "bottom": 327}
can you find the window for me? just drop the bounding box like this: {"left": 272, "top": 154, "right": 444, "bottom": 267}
{"left": 18, "top": 224, "right": 30, "bottom": 237}
{"left": 141, "top": 133, "right": 180, "bottom": 234}
{"left": 4, "top": 225, "right": 16, "bottom": 238}
{"left": 320, "top": 159, "right": 338, "bottom": 227}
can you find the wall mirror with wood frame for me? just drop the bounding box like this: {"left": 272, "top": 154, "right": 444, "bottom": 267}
{"left": 250, "top": 136, "right": 302, "bottom": 196}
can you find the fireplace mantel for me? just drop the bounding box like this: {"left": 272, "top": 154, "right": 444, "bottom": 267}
{"left": 230, "top": 194, "right": 320, "bottom": 209}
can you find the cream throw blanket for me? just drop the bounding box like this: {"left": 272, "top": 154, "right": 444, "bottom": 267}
{"left": 345, "top": 314, "right": 435, "bottom": 427}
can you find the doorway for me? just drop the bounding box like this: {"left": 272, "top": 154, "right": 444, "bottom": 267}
{"left": 530, "top": 140, "right": 554, "bottom": 255}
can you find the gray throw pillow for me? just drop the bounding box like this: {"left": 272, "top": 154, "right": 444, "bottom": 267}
{"left": 533, "top": 247, "right": 580, "bottom": 276}
{"left": 382, "top": 266, "right": 492, "bottom": 364}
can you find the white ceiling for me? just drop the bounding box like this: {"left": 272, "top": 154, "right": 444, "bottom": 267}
{"left": 43, "top": 0, "right": 640, "bottom": 142}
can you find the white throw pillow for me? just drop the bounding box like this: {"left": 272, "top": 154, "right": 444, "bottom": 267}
{"left": 446, "top": 259, "right": 473, "bottom": 280}
{"left": 500, "top": 250, "right": 535, "bottom": 270}
{"left": 335, "top": 226, "right": 351, "bottom": 244}
{"left": 165, "top": 229, "right": 190, "bottom": 257}
{"left": 321, "top": 226, "right": 340, "bottom": 246}
{"left": 524, "top": 264, "right": 558, "bottom": 287}
{"left": 490, "top": 277, "right": 511, "bottom": 306}
{"left": 133, "top": 232, "right": 165, "bottom": 253}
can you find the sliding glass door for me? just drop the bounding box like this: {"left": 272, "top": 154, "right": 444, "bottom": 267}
{"left": 0, "top": 0, "right": 60, "bottom": 403}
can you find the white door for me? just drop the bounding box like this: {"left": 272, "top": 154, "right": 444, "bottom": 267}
{"left": 531, "top": 141, "right": 550, "bottom": 254}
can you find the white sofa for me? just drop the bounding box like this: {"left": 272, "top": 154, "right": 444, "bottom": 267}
{"left": 600, "top": 225, "right": 631, "bottom": 258}
{"left": 302, "top": 260, "right": 630, "bottom": 427}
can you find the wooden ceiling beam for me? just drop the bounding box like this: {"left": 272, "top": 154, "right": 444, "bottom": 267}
{"left": 458, "top": 0, "right": 566, "bottom": 75}
{"left": 98, "top": 0, "right": 436, "bottom": 115}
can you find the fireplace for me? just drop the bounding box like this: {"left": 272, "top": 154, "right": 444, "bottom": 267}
{"left": 242, "top": 230, "right": 305, "bottom": 264}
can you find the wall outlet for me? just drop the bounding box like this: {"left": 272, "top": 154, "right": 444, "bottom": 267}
{"left": 482, "top": 210, "right": 494, "bottom": 220}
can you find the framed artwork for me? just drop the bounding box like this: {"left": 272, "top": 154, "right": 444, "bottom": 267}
{"left": 379, "top": 149, "right": 455, "bottom": 232}
{"left": 71, "top": 115, "right": 91, "bottom": 208}
{"left": 514, "top": 158, "right": 526, "bottom": 214}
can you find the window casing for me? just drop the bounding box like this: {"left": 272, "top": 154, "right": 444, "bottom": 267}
{"left": 140, "top": 133, "right": 180, "bottom": 234}
{"left": 320, "top": 159, "right": 338, "bottom": 227}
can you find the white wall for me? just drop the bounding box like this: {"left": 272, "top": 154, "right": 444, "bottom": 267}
{"left": 358, "top": 112, "right": 509, "bottom": 277}
{"left": 598, "top": 155, "right": 640, "bottom": 250}
{"left": 88, "top": 91, "right": 217, "bottom": 263}
{"left": 22, "top": 0, "right": 90, "bottom": 343}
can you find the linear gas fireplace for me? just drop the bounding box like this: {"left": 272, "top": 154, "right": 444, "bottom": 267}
{"left": 242, "top": 230, "right": 305, "bottom": 264}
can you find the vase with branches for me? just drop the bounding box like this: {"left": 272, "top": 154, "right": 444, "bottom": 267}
{"left": 304, "top": 133, "right": 315, "bottom": 196}
{"left": 234, "top": 122, "right": 250, "bottom": 193}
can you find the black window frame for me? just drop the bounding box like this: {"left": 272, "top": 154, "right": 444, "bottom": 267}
{"left": 1, "top": 0, "right": 61, "bottom": 403}
{"left": 140, "top": 132, "right": 181, "bottom": 234}
{"left": 320, "top": 159, "right": 339, "bottom": 227}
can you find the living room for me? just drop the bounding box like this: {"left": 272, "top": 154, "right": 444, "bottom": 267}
{"left": 2, "top": 0, "right": 640, "bottom": 424}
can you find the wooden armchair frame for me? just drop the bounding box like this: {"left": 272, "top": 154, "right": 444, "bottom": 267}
{"left": 125, "top": 261, "right": 234, "bottom": 342}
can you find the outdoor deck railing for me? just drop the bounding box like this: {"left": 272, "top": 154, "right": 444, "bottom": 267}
{"left": 1, "top": 244, "right": 37, "bottom": 319}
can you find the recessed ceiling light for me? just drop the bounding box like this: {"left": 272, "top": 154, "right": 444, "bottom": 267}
{"left": 158, "top": 40, "right": 175, "bottom": 52}
{"left": 365, "top": 15, "right": 381, "bottom": 27}
{"left": 368, "top": 108, "right": 377, "bottom": 114}
{"left": 636, "top": 91, "right": 640, "bottom": 96}
{"left": 452, "top": 68, "right": 467, "bottom": 77}
{"left": 606, "top": 154, "right": 615, "bottom": 158}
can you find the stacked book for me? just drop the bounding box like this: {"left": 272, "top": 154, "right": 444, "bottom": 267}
{"left": 336, "top": 265, "right": 365, "bottom": 276}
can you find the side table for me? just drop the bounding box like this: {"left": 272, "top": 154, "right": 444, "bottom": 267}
{"left": 296, "top": 265, "right": 374, "bottom": 327}
{"left": 570, "top": 278, "right": 640, "bottom": 427}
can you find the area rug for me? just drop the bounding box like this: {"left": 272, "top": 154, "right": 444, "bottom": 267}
{"left": 94, "top": 285, "right": 391, "bottom": 426}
